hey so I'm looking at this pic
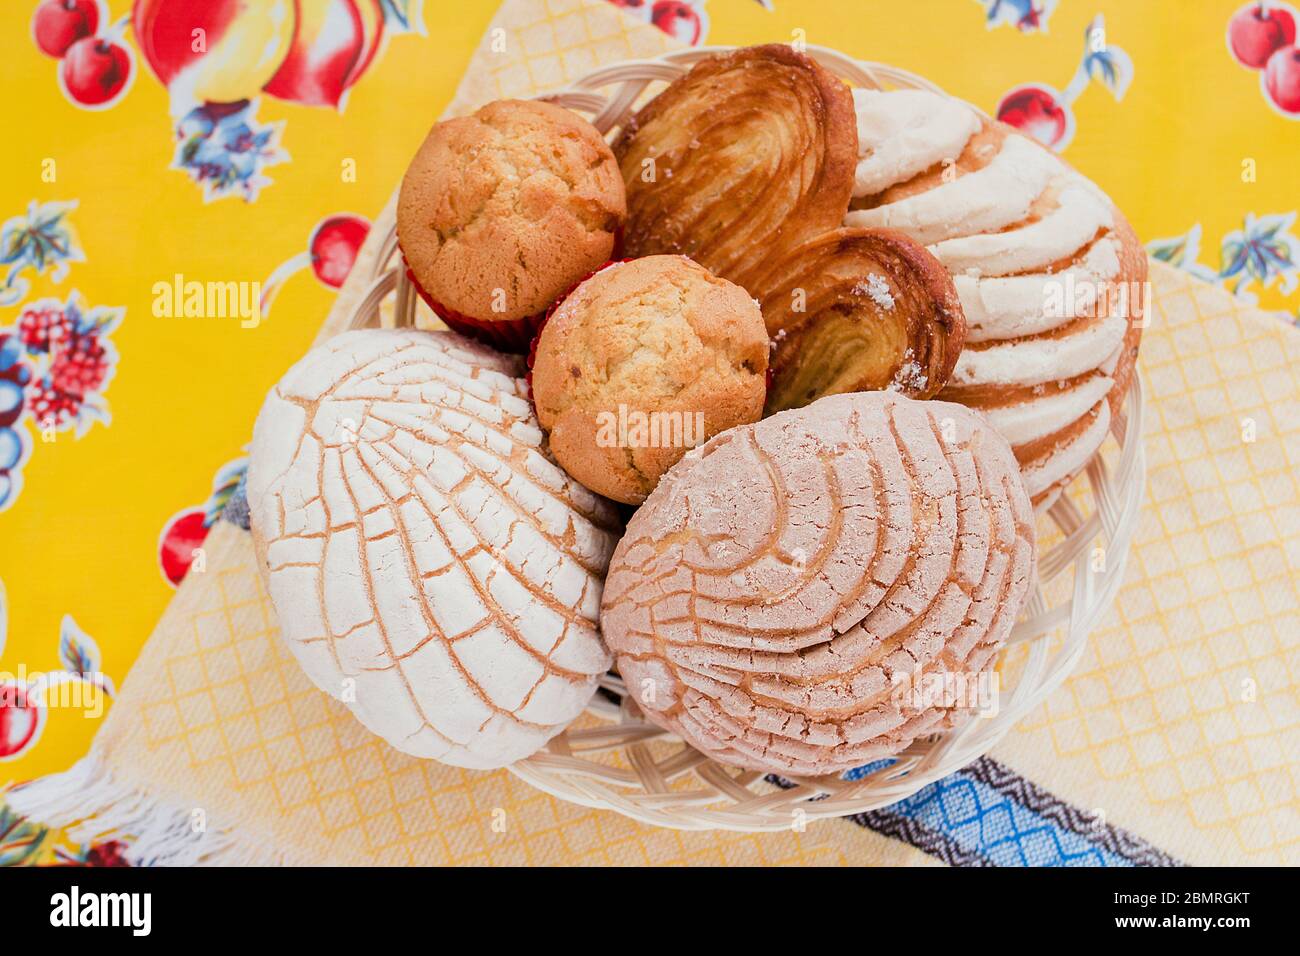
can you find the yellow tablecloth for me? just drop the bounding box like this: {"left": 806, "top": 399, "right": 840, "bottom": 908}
{"left": 1, "top": 0, "right": 1296, "bottom": 866}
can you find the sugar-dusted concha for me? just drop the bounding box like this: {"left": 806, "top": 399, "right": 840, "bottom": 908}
{"left": 247, "top": 329, "right": 623, "bottom": 768}
{"left": 601, "top": 391, "right": 1036, "bottom": 776}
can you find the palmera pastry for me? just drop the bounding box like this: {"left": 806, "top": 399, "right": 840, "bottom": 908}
{"left": 845, "top": 88, "right": 1146, "bottom": 506}
{"left": 247, "top": 329, "right": 623, "bottom": 769}
{"left": 601, "top": 391, "right": 1035, "bottom": 776}
{"left": 531, "top": 255, "right": 768, "bottom": 505}
{"left": 397, "top": 99, "right": 626, "bottom": 353}
{"left": 613, "top": 44, "right": 858, "bottom": 295}
{"left": 757, "top": 227, "right": 965, "bottom": 413}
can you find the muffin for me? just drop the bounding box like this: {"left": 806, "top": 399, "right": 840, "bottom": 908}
{"left": 397, "top": 99, "right": 627, "bottom": 353}
{"left": 531, "top": 256, "right": 768, "bottom": 504}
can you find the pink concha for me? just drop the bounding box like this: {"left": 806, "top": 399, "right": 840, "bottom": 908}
{"left": 600, "top": 391, "right": 1037, "bottom": 777}
{"left": 248, "top": 329, "right": 624, "bottom": 769}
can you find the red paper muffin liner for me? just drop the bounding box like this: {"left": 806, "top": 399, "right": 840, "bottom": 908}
{"left": 399, "top": 226, "right": 624, "bottom": 355}
{"left": 399, "top": 253, "right": 543, "bottom": 355}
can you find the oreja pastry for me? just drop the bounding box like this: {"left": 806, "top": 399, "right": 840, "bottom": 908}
{"left": 601, "top": 391, "right": 1035, "bottom": 777}
{"left": 397, "top": 99, "right": 626, "bottom": 353}
{"left": 757, "top": 227, "right": 965, "bottom": 413}
{"left": 613, "top": 44, "right": 858, "bottom": 295}
{"left": 845, "top": 88, "right": 1146, "bottom": 506}
{"left": 247, "top": 329, "right": 623, "bottom": 769}
{"left": 531, "top": 255, "right": 768, "bottom": 505}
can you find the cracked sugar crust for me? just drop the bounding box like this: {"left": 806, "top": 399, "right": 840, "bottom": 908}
{"left": 397, "top": 99, "right": 627, "bottom": 322}
{"left": 600, "top": 391, "right": 1036, "bottom": 777}
{"left": 248, "top": 329, "right": 624, "bottom": 769}
{"left": 532, "top": 256, "right": 768, "bottom": 505}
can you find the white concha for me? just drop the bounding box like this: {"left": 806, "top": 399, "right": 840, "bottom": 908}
{"left": 847, "top": 87, "right": 1146, "bottom": 507}
{"left": 247, "top": 329, "right": 623, "bottom": 769}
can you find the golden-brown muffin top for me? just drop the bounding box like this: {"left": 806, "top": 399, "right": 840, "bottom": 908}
{"left": 397, "top": 99, "right": 626, "bottom": 322}
{"left": 531, "top": 255, "right": 768, "bottom": 504}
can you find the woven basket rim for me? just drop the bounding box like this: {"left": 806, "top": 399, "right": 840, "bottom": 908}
{"left": 350, "top": 44, "right": 1149, "bottom": 832}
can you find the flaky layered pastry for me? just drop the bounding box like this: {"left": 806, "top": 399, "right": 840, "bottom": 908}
{"left": 248, "top": 329, "right": 623, "bottom": 769}
{"left": 846, "top": 88, "right": 1146, "bottom": 507}
{"left": 757, "top": 227, "right": 966, "bottom": 412}
{"left": 613, "top": 44, "right": 858, "bottom": 295}
{"left": 601, "top": 392, "right": 1036, "bottom": 777}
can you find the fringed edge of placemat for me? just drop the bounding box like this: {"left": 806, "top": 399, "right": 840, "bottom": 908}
{"left": 6, "top": 755, "right": 303, "bottom": 867}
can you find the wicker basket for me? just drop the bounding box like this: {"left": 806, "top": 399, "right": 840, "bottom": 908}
{"left": 348, "top": 45, "right": 1148, "bottom": 832}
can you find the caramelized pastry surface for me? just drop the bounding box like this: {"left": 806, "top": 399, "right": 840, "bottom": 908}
{"left": 614, "top": 44, "right": 858, "bottom": 295}
{"left": 758, "top": 227, "right": 966, "bottom": 413}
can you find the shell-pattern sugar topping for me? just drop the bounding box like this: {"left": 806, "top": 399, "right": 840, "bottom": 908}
{"left": 600, "top": 391, "right": 1036, "bottom": 777}
{"left": 248, "top": 329, "right": 623, "bottom": 769}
